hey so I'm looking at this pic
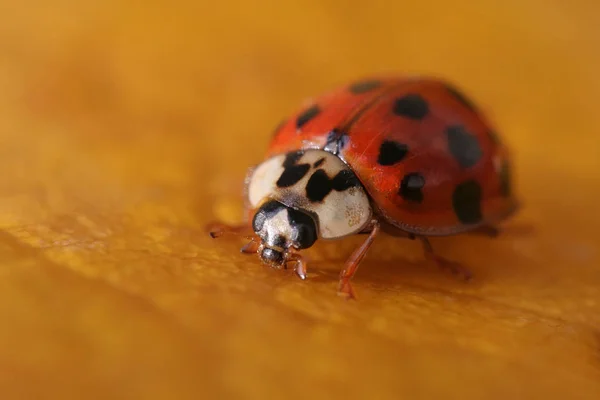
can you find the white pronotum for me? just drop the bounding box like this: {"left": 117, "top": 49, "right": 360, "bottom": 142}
{"left": 248, "top": 149, "right": 372, "bottom": 239}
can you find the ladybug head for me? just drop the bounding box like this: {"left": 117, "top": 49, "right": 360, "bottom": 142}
{"left": 252, "top": 200, "right": 318, "bottom": 268}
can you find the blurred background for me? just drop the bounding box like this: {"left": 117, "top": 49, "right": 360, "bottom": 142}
{"left": 1, "top": 1, "right": 599, "bottom": 399}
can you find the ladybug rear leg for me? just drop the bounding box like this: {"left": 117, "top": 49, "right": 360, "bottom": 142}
{"left": 337, "top": 219, "right": 381, "bottom": 299}
{"left": 419, "top": 237, "right": 473, "bottom": 281}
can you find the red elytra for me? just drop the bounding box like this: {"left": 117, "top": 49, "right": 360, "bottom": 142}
{"left": 208, "top": 76, "right": 518, "bottom": 299}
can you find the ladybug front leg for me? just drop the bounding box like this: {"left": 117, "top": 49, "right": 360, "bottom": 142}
{"left": 206, "top": 221, "right": 263, "bottom": 258}
{"left": 240, "top": 238, "right": 260, "bottom": 254}
{"left": 418, "top": 237, "right": 473, "bottom": 281}
{"left": 287, "top": 253, "right": 308, "bottom": 280}
{"left": 206, "top": 221, "right": 253, "bottom": 239}
{"left": 337, "top": 219, "right": 381, "bottom": 299}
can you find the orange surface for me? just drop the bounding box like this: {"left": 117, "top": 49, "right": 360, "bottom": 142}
{"left": 1, "top": 1, "right": 600, "bottom": 399}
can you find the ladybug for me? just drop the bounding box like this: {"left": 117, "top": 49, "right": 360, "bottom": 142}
{"left": 209, "top": 76, "right": 518, "bottom": 298}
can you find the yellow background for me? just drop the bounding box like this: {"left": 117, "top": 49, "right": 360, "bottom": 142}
{"left": 1, "top": 1, "right": 599, "bottom": 399}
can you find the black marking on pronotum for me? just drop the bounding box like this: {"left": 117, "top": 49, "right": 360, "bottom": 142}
{"left": 323, "top": 129, "right": 350, "bottom": 155}
{"left": 446, "top": 125, "right": 483, "bottom": 168}
{"left": 313, "top": 158, "right": 325, "bottom": 168}
{"left": 452, "top": 180, "right": 483, "bottom": 224}
{"left": 393, "top": 94, "right": 429, "bottom": 120}
{"left": 399, "top": 173, "right": 425, "bottom": 203}
{"left": 296, "top": 105, "right": 321, "bottom": 130}
{"left": 276, "top": 151, "right": 311, "bottom": 188}
{"left": 348, "top": 80, "right": 382, "bottom": 94}
{"left": 305, "top": 169, "right": 360, "bottom": 203}
{"left": 378, "top": 140, "right": 409, "bottom": 166}
{"left": 332, "top": 169, "right": 360, "bottom": 189}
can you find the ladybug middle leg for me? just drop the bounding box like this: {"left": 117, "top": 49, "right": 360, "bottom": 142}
{"left": 337, "top": 219, "right": 381, "bottom": 299}
{"left": 418, "top": 237, "right": 473, "bottom": 281}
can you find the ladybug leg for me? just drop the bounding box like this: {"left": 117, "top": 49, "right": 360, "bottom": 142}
{"left": 240, "top": 238, "right": 260, "bottom": 254}
{"left": 337, "top": 219, "right": 381, "bottom": 299}
{"left": 207, "top": 221, "right": 261, "bottom": 257}
{"left": 419, "top": 237, "right": 472, "bottom": 281}
{"left": 287, "top": 253, "right": 308, "bottom": 280}
{"left": 206, "top": 221, "right": 254, "bottom": 240}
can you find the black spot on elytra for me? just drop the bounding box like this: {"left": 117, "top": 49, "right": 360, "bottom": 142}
{"left": 452, "top": 180, "right": 483, "bottom": 224}
{"left": 445, "top": 84, "right": 477, "bottom": 112}
{"left": 499, "top": 160, "right": 511, "bottom": 197}
{"left": 287, "top": 207, "right": 318, "bottom": 249}
{"left": 313, "top": 158, "right": 325, "bottom": 168}
{"left": 378, "top": 140, "right": 409, "bottom": 166}
{"left": 323, "top": 129, "right": 350, "bottom": 155}
{"left": 399, "top": 173, "right": 425, "bottom": 203}
{"left": 446, "top": 125, "right": 483, "bottom": 168}
{"left": 296, "top": 105, "right": 320, "bottom": 130}
{"left": 276, "top": 151, "right": 310, "bottom": 188}
{"left": 305, "top": 169, "right": 360, "bottom": 203}
{"left": 349, "top": 80, "right": 382, "bottom": 94}
{"left": 393, "top": 94, "right": 429, "bottom": 120}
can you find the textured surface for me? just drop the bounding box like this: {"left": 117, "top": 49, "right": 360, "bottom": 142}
{"left": 1, "top": 1, "right": 600, "bottom": 399}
